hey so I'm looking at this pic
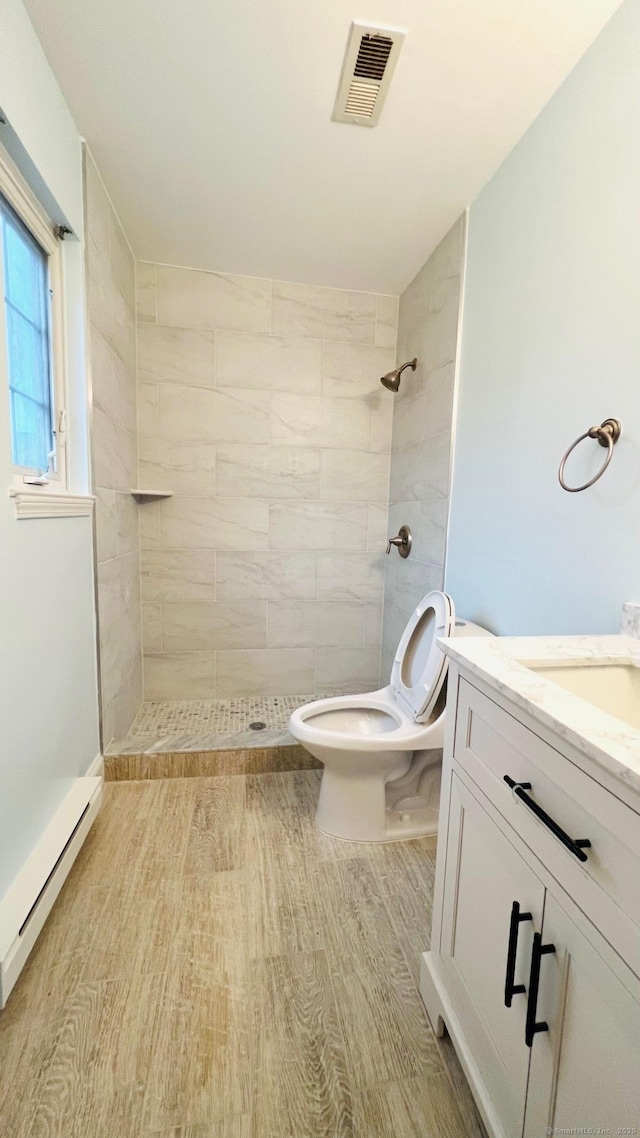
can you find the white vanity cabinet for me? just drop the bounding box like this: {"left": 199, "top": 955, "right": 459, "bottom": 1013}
{"left": 421, "top": 667, "right": 640, "bottom": 1138}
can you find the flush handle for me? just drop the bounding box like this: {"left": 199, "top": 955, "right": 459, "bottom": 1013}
{"left": 386, "top": 525, "right": 412, "bottom": 558}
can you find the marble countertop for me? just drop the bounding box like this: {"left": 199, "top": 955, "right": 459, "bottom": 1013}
{"left": 438, "top": 634, "right": 640, "bottom": 803}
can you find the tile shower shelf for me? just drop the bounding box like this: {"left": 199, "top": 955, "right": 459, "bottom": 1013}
{"left": 130, "top": 489, "right": 173, "bottom": 500}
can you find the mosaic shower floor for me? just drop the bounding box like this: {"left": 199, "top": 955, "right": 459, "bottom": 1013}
{"left": 106, "top": 695, "right": 316, "bottom": 755}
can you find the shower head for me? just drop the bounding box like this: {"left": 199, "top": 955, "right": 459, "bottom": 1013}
{"left": 380, "top": 357, "right": 417, "bottom": 392}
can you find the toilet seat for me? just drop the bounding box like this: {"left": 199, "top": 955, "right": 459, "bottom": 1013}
{"left": 390, "top": 590, "right": 455, "bottom": 722}
{"left": 290, "top": 590, "right": 456, "bottom": 752}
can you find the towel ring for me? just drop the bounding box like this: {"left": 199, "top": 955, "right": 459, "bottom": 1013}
{"left": 558, "top": 418, "right": 622, "bottom": 493}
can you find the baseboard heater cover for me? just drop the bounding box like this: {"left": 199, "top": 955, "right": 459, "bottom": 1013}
{"left": 0, "top": 776, "right": 102, "bottom": 1007}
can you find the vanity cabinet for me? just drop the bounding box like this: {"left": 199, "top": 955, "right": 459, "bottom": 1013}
{"left": 421, "top": 668, "right": 640, "bottom": 1138}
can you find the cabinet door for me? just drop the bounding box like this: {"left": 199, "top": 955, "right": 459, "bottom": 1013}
{"left": 524, "top": 892, "right": 640, "bottom": 1137}
{"left": 441, "top": 773, "right": 545, "bottom": 1138}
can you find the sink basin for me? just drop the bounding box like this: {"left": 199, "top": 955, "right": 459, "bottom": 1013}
{"left": 526, "top": 662, "right": 640, "bottom": 731}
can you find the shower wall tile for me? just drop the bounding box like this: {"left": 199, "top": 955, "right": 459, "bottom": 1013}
{"left": 86, "top": 147, "right": 142, "bottom": 747}
{"left": 215, "top": 648, "right": 315, "bottom": 698}
{"left": 138, "top": 438, "right": 216, "bottom": 497}
{"left": 272, "top": 282, "right": 376, "bottom": 342}
{"left": 145, "top": 651, "right": 216, "bottom": 700}
{"left": 141, "top": 549, "right": 216, "bottom": 603}
{"left": 216, "top": 443, "right": 320, "bottom": 500}
{"left": 268, "top": 501, "right": 368, "bottom": 552}
{"left": 388, "top": 430, "right": 452, "bottom": 503}
{"left": 95, "top": 488, "right": 117, "bottom": 563}
{"left": 142, "top": 603, "right": 162, "bottom": 653}
{"left": 267, "top": 600, "right": 365, "bottom": 649}
{"left": 316, "top": 646, "right": 381, "bottom": 694}
{"left": 158, "top": 383, "right": 270, "bottom": 444}
{"left": 137, "top": 261, "right": 398, "bottom": 699}
{"left": 322, "top": 342, "right": 395, "bottom": 398}
{"left": 319, "top": 449, "right": 389, "bottom": 502}
{"left": 155, "top": 264, "right": 271, "bottom": 332}
{"left": 217, "top": 551, "right": 317, "bottom": 601}
{"left": 160, "top": 496, "right": 269, "bottom": 551}
{"left": 381, "top": 215, "right": 464, "bottom": 679}
{"left": 317, "top": 552, "right": 385, "bottom": 603}
{"left": 162, "top": 601, "right": 267, "bottom": 652}
{"left": 270, "top": 393, "right": 370, "bottom": 450}
{"left": 138, "top": 381, "right": 159, "bottom": 439}
{"left": 375, "top": 295, "right": 399, "bottom": 349}
{"left": 135, "top": 261, "right": 156, "bottom": 323}
{"left": 137, "top": 323, "right": 216, "bottom": 388}
{"left": 216, "top": 333, "right": 323, "bottom": 393}
{"left": 367, "top": 503, "right": 389, "bottom": 552}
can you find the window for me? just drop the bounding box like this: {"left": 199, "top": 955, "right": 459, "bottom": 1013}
{"left": 1, "top": 195, "right": 54, "bottom": 472}
{"left": 0, "top": 143, "right": 66, "bottom": 489}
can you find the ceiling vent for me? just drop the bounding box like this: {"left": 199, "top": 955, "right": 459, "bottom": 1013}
{"left": 332, "top": 21, "right": 407, "bottom": 128}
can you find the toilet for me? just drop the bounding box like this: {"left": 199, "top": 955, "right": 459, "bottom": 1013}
{"left": 288, "top": 590, "right": 493, "bottom": 842}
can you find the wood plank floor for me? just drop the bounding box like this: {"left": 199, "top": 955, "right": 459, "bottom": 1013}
{"left": 0, "top": 771, "right": 485, "bottom": 1137}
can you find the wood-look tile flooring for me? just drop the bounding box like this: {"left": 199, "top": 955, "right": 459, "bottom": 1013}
{"left": 0, "top": 772, "right": 485, "bottom": 1138}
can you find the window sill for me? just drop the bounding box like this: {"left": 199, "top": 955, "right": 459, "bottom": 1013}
{"left": 9, "top": 489, "right": 95, "bottom": 520}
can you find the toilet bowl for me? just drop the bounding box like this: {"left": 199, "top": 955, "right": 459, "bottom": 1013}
{"left": 288, "top": 591, "right": 493, "bottom": 842}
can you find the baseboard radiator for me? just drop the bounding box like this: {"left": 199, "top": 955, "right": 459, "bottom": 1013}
{"left": 0, "top": 774, "right": 102, "bottom": 1007}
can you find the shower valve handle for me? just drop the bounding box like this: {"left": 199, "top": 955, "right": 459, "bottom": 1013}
{"left": 386, "top": 525, "right": 412, "bottom": 558}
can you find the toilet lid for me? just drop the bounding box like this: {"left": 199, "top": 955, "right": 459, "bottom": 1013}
{"left": 390, "top": 590, "right": 455, "bottom": 723}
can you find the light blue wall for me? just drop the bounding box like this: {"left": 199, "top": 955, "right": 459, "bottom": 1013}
{"left": 0, "top": 0, "right": 99, "bottom": 902}
{"left": 446, "top": 0, "right": 640, "bottom": 635}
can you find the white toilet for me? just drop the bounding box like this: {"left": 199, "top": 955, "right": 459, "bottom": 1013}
{"left": 288, "top": 590, "right": 493, "bottom": 842}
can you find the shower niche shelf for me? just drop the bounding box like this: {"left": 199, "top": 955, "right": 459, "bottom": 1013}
{"left": 130, "top": 489, "right": 173, "bottom": 501}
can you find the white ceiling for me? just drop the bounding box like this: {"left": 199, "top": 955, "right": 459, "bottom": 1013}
{"left": 24, "top": 0, "right": 622, "bottom": 293}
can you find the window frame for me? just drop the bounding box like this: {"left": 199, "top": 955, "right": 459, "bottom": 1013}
{"left": 0, "top": 143, "right": 67, "bottom": 492}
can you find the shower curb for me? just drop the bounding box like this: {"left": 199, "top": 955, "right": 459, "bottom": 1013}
{"left": 104, "top": 744, "right": 320, "bottom": 782}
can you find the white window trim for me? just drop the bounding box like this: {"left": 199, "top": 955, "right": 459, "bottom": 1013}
{"left": 0, "top": 142, "right": 70, "bottom": 499}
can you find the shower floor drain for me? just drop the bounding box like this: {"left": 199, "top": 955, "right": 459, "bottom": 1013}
{"left": 249, "top": 721, "right": 267, "bottom": 731}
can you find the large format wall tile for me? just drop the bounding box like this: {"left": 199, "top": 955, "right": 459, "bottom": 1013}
{"left": 317, "top": 552, "right": 385, "bottom": 603}
{"left": 158, "top": 384, "right": 270, "bottom": 444}
{"left": 138, "top": 438, "right": 216, "bottom": 497}
{"left": 268, "top": 501, "right": 368, "bottom": 551}
{"left": 217, "top": 552, "right": 318, "bottom": 601}
{"left": 137, "top": 262, "right": 398, "bottom": 699}
{"left": 87, "top": 148, "right": 142, "bottom": 745}
{"left": 270, "top": 393, "right": 371, "bottom": 450}
{"left": 216, "top": 333, "right": 323, "bottom": 392}
{"left": 322, "top": 342, "right": 395, "bottom": 398}
{"left": 381, "top": 216, "right": 464, "bottom": 677}
{"left": 161, "top": 496, "right": 269, "bottom": 551}
{"left": 267, "top": 600, "right": 365, "bottom": 649}
{"left": 162, "top": 601, "right": 267, "bottom": 651}
{"left": 156, "top": 264, "right": 271, "bottom": 332}
{"left": 215, "top": 648, "right": 315, "bottom": 698}
{"left": 144, "top": 651, "right": 216, "bottom": 700}
{"left": 141, "top": 549, "right": 216, "bottom": 603}
{"left": 316, "top": 646, "right": 381, "bottom": 694}
{"left": 137, "top": 323, "right": 216, "bottom": 388}
{"left": 320, "top": 449, "right": 389, "bottom": 502}
{"left": 272, "top": 282, "right": 376, "bottom": 342}
{"left": 216, "top": 443, "right": 320, "bottom": 500}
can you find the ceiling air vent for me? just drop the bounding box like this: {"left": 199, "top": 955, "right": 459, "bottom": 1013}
{"left": 333, "top": 21, "right": 406, "bottom": 128}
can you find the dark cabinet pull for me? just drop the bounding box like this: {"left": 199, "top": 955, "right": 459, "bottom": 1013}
{"left": 525, "top": 931, "right": 556, "bottom": 1047}
{"left": 503, "top": 776, "right": 591, "bottom": 863}
{"left": 504, "top": 901, "right": 532, "bottom": 1007}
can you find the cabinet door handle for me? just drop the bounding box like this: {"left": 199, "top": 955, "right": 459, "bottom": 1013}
{"left": 504, "top": 900, "right": 532, "bottom": 1007}
{"left": 503, "top": 776, "right": 592, "bottom": 863}
{"left": 525, "top": 931, "right": 556, "bottom": 1047}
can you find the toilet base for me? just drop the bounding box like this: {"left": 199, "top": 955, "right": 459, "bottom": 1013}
{"left": 315, "top": 748, "right": 442, "bottom": 843}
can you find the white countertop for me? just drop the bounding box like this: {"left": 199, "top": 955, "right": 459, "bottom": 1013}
{"left": 438, "top": 634, "right": 640, "bottom": 802}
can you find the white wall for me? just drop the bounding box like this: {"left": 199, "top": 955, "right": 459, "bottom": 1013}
{"left": 0, "top": 0, "right": 100, "bottom": 900}
{"left": 446, "top": 0, "right": 640, "bottom": 636}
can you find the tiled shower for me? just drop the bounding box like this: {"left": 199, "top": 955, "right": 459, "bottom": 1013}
{"left": 86, "top": 145, "right": 464, "bottom": 753}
